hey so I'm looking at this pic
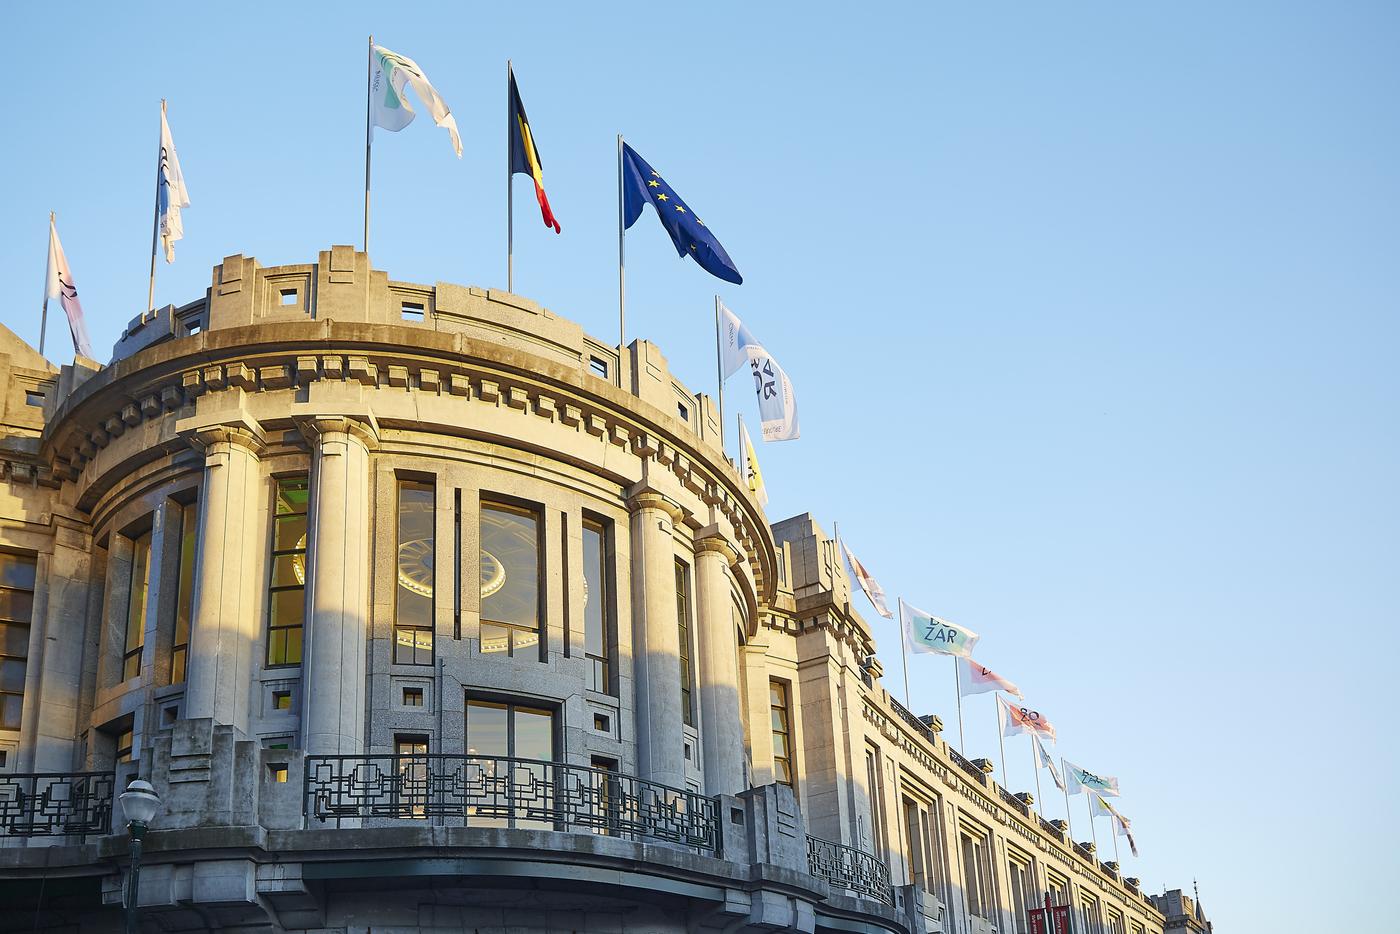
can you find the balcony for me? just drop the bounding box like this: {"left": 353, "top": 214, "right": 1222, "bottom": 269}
{"left": 0, "top": 771, "right": 115, "bottom": 839}
{"left": 303, "top": 754, "right": 720, "bottom": 854}
{"left": 806, "top": 834, "right": 894, "bottom": 906}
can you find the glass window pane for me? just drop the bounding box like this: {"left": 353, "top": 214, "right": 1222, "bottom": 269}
{"left": 0, "top": 693, "right": 21, "bottom": 730}
{"left": 0, "top": 588, "right": 34, "bottom": 622}
{"left": 514, "top": 706, "right": 554, "bottom": 761}
{"left": 273, "top": 514, "right": 307, "bottom": 552}
{"left": 397, "top": 481, "right": 435, "bottom": 661}
{"left": 284, "top": 627, "right": 303, "bottom": 665}
{"left": 480, "top": 623, "right": 508, "bottom": 654}
{"left": 270, "top": 554, "right": 304, "bottom": 588}
{"left": 0, "top": 658, "right": 25, "bottom": 692}
{"left": 270, "top": 589, "right": 305, "bottom": 626}
{"left": 582, "top": 522, "right": 606, "bottom": 657}
{"left": 0, "top": 555, "right": 36, "bottom": 590}
{"left": 0, "top": 622, "right": 29, "bottom": 658}
{"left": 276, "top": 478, "right": 309, "bottom": 515}
{"left": 480, "top": 504, "right": 538, "bottom": 630}
{"left": 467, "top": 700, "right": 509, "bottom": 757}
{"left": 173, "top": 504, "right": 197, "bottom": 647}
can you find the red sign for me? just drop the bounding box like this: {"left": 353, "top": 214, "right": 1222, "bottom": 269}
{"left": 1029, "top": 905, "right": 1073, "bottom": 934}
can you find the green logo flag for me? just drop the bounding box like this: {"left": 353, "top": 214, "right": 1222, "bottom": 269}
{"left": 899, "top": 599, "right": 980, "bottom": 657}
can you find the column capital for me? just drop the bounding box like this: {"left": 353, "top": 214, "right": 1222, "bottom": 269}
{"left": 183, "top": 421, "right": 266, "bottom": 457}
{"left": 625, "top": 485, "right": 686, "bottom": 525}
{"left": 294, "top": 413, "right": 380, "bottom": 451}
{"left": 694, "top": 525, "right": 741, "bottom": 566}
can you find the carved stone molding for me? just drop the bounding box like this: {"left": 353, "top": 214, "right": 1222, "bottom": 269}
{"left": 293, "top": 413, "right": 381, "bottom": 451}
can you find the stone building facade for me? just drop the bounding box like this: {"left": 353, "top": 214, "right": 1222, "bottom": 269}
{"left": 0, "top": 248, "right": 1180, "bottom": 933}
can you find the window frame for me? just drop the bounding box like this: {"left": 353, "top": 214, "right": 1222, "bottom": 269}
{"left": 169, "top": 499, "right": 198, "bottom": 684}
{"left": 675, "top": 558, "right": 695, "bottom": 727}
{"left": 959, "top": 822, "right": 995, "bottom": 920}
{"left": 478, "top": 498, "right": 544, "bottom": 660}
{"left": 121, "top": 531, "right": 153, "bottom": 682}
{"left": 394, "top": 479, "right": 437, "bottom": 666}
{"left": 581, "top": 514, "right": 615, "bottom": 695}
{"left": 0, "top": 553, "right": 37, "bottom": 732}
{"left": 770, "top": 678, "right": 796, "bottom": 790}
{"left": 265, "top": 476, "right": 309, "bottom": 668}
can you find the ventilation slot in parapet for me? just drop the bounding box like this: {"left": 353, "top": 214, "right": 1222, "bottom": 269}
{"left": 589, "top": 356, "right": 609, "bottom": 379}
{"left": 401, "top": 301, "right": 425, "bottom": 322}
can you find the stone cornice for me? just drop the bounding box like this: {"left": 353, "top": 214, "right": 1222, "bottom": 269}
{"left": 293, "top": 413, "right": 381, "bottom": 451}
{"left": 183, "top": 423, "right": 267, "bottom": 458}
{"left": 625, "top": 487, "right": 687, "bottom": 525}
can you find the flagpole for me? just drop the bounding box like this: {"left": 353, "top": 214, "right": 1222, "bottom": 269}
{"left": 616, "top": 133, "right": 625, "bottom": 388}
{"left": 714, "top": 295, "right": 725, "bottom": 451}
{"left": 1086, "top": 792, "right": 1099, "bottom": 855}
{"left": 363, "top": 35, "right": 374, "bottom": 254}
{"left": 506, "top": 59, "right": 514, "bottom": 293}
{"left": 953, "top": 656, "right": 966, "bottom": 754}
{"left": 1109, "top": 811, "right": 1121, "bottom": 865}
{"left": 995, "top": 696, "right": 1009, "bottom": 790}
{"left": 1031, "top": 737, "right": 1045, "bottom": 819}
{"left": 896, "top": 600, "right": 912, "bottom": 709}
{"left": 1061, "top": 757, "right": 1075, "bottom": 842}
{"left": 147, "top": 99, "right": 166, "bottom": 314}
{"left": 40, "top": 213, "right": 53, "bottom": 357}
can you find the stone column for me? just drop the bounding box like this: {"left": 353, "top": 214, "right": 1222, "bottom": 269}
{"left": 626, "top": 489, "right": 686, "bottom": 789}
{"left": 694, "top": 529, "right": 745, "bottom": 796}
{"left": 183, "top": 425, "right": 265, "bottom": 735}
{"left": 299, "top": 416, "right": 376, "bottom": 756}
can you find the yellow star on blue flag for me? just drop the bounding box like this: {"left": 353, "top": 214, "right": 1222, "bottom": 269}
{"left": 621, "top": 143, "right": 742, "bottom": 285}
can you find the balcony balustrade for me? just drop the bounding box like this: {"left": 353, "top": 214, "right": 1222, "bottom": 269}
{"left": 303, "top": 754, "right": 720, "bottom": 854}
{"left": 805, "top": 834, "right": 894, "bottom": 906}
{"left": 0, "top": 771, "right": 115, "bottom": 839}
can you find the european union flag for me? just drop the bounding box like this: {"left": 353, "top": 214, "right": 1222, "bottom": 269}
{"left": 622, "top": 143, "right": 742, "bottom": 285}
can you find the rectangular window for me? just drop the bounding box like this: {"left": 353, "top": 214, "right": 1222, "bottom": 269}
{"left": 403, "top": 686, "right": 424, "bottom": 706}
{"left": 903, "top": 794, "right": 943, "bottom": 896}
{"left": 122, "top": 532, "right": 153, "bottom": 681}
{"left": 591, "top": 755, "right": 620, "bottom": 835}
{"left": 1047, "top": 870, "right": 1070, "bottom": 912}
{"left": 675, "top": 559, "right": 694, "bottom": 726}
{"left": 1079, "top": 893, "right": 1104, "bottom": 934}
{"left": 1008, "top": 851, "right": 1033, "bottom": 934}
{"left": 588, "top": 356, "right": 609, "bottom": 378}
{"left": 960, "top": 826, "right": 994, "bottom": 919}
{"left": 1107, "top": 909, "right": 1126, "bottom": 934}
{"left": 394, "top": 480, "right": 435, "bottom": 665}
{"left": 770, "top": 680, "right": 795, "bottom": 788}
{"left": 479, "top": 501, "right": 541, "bottom": 658}
{"left": 170, "top": 501, "right": 197, "bottom": 683}
{"left": 582, "top": 517, "right": 613, "bottom": 694}
{"left": 116, "top": 728, "right": 134, "bottom": 763}
{"left": 865, "top": 746, "right": 884, "bottom": 855}
{"left": 25, "top": 391, "right": 44, "bottom": 407}
{"left": 465, "top": 698, "right": 555, "bottom": 829}
{"left": 266, "top": 477, "right": 308, "bottom": 666}
{"left": 0, "top": 554, "right": 37, "bottom": 731}
{"left": 395, "top": 735, "right": 429, "bottom": 817}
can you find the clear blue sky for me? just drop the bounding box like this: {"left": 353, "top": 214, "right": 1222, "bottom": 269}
{"left": 5, "top": 3, "right": 1396, "bottom": 929}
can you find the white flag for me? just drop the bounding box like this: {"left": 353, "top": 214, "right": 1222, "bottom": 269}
{"left": 840, "top": 538, "right": 893, "bottom": 619}
{"left": 718, "top": 301, "right": 799, "bottom": 441}
{"left": 371, "top": 45, "right": 462, "bottom": 158}
{"left": 1063, "top": 759, "right": 1120, "bottom": 797}
{"left": 740, "top": 419, "right": 768, "bottom": 508}
{"left": 998, "top": 694, "right": 1057, "bottom": 742}
{"left": 900, "top": 599, "right": 979, "bottom": 657}
{"left": 958, "top": 658, "right": 1023, "bottom": 699}
{"left": 45, "top": 218, "right": 94, "bottom": 359}
{"left": 1033, "top": 734, "right": 1065, "bottom": 793}
{"left": 158, "top": 107, "right": 191, "bottom": 264}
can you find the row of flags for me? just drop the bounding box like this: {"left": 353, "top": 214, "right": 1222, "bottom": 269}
{"left": 838, "top": 536, "right": 1142, "bottom": 862}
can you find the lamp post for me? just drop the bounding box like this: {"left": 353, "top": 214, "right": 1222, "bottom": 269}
{"left": 117, "top": 779, "right": 161, "bottom": 934}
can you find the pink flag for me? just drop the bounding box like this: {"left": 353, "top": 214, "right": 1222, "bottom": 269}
{"left": 841, "top": 539, "right": 892, "bottom": 619}
{"left": 997, "top": 695, "right": 1057, "bottom": 743}
{"left": 958, "top": 657, "right": 1024, "bottom": 699}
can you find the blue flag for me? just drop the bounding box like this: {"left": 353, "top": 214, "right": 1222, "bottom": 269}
{"left": 622, "top": 143, "right": 742, "bottom": 285}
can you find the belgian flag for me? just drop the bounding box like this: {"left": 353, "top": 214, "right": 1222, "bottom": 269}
{"left": 509, "top": 66, "right": 561, "bottom": 233}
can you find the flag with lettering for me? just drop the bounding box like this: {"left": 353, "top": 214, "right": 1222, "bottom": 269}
{"left": 45, "top": 218, "right": 94, "bottom": 359}
{"left": 717, "top": 302, "right": 799, "bottom": 441}
{"left": 740, "top": 418, "right": 768, "bottom": 508}
{"left": 959, "top": 658, "right": 1023, "bottom": 699}
{"left": 899, "top": 599, "right": 979, "bottom": 657}
{"left": 158, "top": 107, "right": 191, "bottom": 263}
{"left": 998, "top": 694, "right": 1057, "bottom": 742}
{"left": 1090, "top": 795, "right": 1139, "bottom": 856}
{"left": 1033, "top": 734, "right": 1065, "bottom": 793}
{"left": 840, "top": 539, "right": 893, "bottom": 619}
{"left": 372, "top": 45, "right": 463, "bottom": 157}
{"left": 622, "top": 142, "right": 741, "bottom": 284}
{"left": 1063, "top": 759, "right": 1120, "bottom": 797}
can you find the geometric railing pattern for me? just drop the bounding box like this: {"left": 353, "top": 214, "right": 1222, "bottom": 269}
{"left": 0, "top": 772, "right": 116, "bottom": 839}
{"left": 806, "top": 833, "right": 894, "bottom": 906}
{"left": 304, "top": 754, "right": 720, "bottom": 854}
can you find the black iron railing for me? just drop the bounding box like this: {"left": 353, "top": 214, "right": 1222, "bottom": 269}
{"left": 888, "top": 696, "right": 940, "bottom": 747}
{"left": 806, "top": 834, "right": 894, "bottom": 906}
{"left": 0, "top": 771, "right": 116, "bottom": 839}
{"left": 997, "top": 785, "right": 1030, "bottom": 819}
{"left": 947, "top": 747, "right": 988, "bottom": 785}
{"left": 303, "top": 754, "right": 719, "bottom": 853}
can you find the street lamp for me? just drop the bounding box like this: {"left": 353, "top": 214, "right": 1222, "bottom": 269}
{"left": 118, "top": 780, "right": 161, "bottom": 934}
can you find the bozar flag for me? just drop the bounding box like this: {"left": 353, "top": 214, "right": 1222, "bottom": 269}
{"left": 45, "top": 218, "right": 95, "bottom": 359}
{"left": 1033, "top": 734, "right": 1065, "bottom": 793}
{"left": 958, "top": 658, "right": 1023, "bottom": 699}
{"left": 718, "top": 302, "right": 799, "bottom": 441}
{"left": 740, "top": 419, "right": 768, "bottom": 508}
{"left": 899, "top": 599, "right": 979, "bottom": 657}
{"left": 372, "top": 45, "right": 463, "bottom": 158}
{"left": 158, "top": 108, "right": 191, "bottom": 264}
{"left": 998, "top": 695, "right": 1057, "bottom": 743}
{"left": 1063, "top": 759, "right": 1120, "bottom": 797}
{"left": 841, "top": 540, "right": 892, "bottom": 619}
{"left": 1090, "top": 795, "right": 1139, "bottom": 856}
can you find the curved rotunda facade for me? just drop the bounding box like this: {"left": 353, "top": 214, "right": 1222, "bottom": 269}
{"left": 0, "top": 248, "right": 1169, "bottom": 934}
